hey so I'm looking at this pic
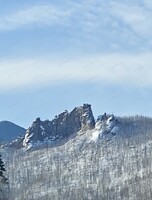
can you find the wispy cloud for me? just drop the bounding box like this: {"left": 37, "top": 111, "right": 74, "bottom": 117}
{"left": 0, "top": 52, "right": 152, "bottom": 91}
{"left": 111, "top": 2, "right": 152, "bottom": 37}
{"left": 0, "top": 1, "right": 151, "bottom": 51}
{"left": 0, "top": 0, "right": 151, "bottom": 55}
{"left": 0, "top": 1, "right": 151, "bottom": 38}
{"left": 0, "top": 4, "right": 71, "bottom": 31}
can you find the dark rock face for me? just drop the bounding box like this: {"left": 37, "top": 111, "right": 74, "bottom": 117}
{"left": 23, "top": 104, "right": 95, "bottom": 148}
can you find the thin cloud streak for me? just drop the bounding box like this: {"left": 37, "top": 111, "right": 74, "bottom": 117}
{"left": 0, "top": 53, "right": 152, "bottom": 91}
{"left": 0, "top": 1, "right": 151, "bottom": 40}
{"left": 0, "top": 4, "right": 71, "bottom": 31}
{"left": 111, "top": 2, "right": 152, "bottom": 37}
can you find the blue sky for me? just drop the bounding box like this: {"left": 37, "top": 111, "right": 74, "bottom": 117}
{"left": 0, "top": 0, "right": 152, "bottom": 128}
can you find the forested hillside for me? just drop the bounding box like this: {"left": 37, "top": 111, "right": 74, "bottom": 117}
{"left": 2, "top": 115, "right": 152, "bottom": 200}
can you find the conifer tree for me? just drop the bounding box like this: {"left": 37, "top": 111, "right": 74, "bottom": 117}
{"left": 0, "top": 154, "right": 8, "bottom": 200}
{"left": 0, "top": 154, "right": 6, "bottom": 178}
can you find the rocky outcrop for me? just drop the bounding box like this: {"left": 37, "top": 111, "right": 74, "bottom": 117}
{"left": 91, "top": 113, "right": 119, "bottom": 141}
{"left": 23, "top": 104, "right": 95, "bottom": 149}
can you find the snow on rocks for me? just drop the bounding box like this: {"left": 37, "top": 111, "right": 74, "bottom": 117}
{"left": 91, "top": 113, "right": 119, "bottom": 142}
{"left": 22, "top": 104, "right": 95, "bottom": 150}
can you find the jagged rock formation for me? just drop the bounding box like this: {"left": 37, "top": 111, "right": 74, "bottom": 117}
{"left": 23, "top": 104, "right": 95, "bottom": 149}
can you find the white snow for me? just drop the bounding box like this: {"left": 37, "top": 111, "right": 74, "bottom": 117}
{"left": 90, "top": 115, "right": 118, "bottom": 142}
{"left": 91, "top": 130, "right": 100, "bottom": 141}
{"left": 95, "top": 121, "right": 102, "bottom": 130}
{"left": 26, "top": 143, "right": 33, "bottom": 150}
{"left": 87, "top": 119, "right": 92, "bottom": 124}
{"left": 41, "top": 131, "right": 45, "bottom": 136}
{"left": 40, "top": 125, "right": 45, "bottom": 131}
{"left": 111, "top": 126, "right": 119, "bottom": 134}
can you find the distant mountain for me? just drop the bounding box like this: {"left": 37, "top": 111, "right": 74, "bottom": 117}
{"left": 0, "top": 121, "right": 26, "bottom": 142}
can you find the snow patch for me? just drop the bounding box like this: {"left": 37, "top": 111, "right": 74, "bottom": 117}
{"left": 111, "top": 126, "right": 119, "bottom": 134}
{"left": 40, "top": 125, "right": 45, "bottom": 131}
{"left": 90, "top": 114, "right": 119, "bottom": 142}
{"left": 91, "top": 130, "right": 100, "bottom": 141}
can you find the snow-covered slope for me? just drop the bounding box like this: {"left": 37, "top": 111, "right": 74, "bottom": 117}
{"left": 2, "top": 106, "right": 152, "bottom": 200}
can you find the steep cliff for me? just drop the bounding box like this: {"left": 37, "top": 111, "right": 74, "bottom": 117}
{"left": 23, "top": 104, "right": 95, "bottom": 149}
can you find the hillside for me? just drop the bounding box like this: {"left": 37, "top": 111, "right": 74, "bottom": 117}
{"left": 1, "top": 105, "right": 152, "bottom": 200}
{"left": 0, "top": 121, "right": 26, "bottom": 143}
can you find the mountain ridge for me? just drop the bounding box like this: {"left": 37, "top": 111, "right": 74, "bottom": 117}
{"left": 2, "top": 104, "right": 152, "bottom": 199}
{"left": 6, "top": 104, "right": 120, "bottom": 150}
{"left": 3, "top": 114, "right": 152, "bottom": 200}
{"left": 0, "top": 121, "right": 26, "bottom": 143}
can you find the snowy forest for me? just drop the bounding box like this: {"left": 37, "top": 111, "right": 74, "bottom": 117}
{"left": 1, "top": 115, "right": 152, "bottom": 199}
